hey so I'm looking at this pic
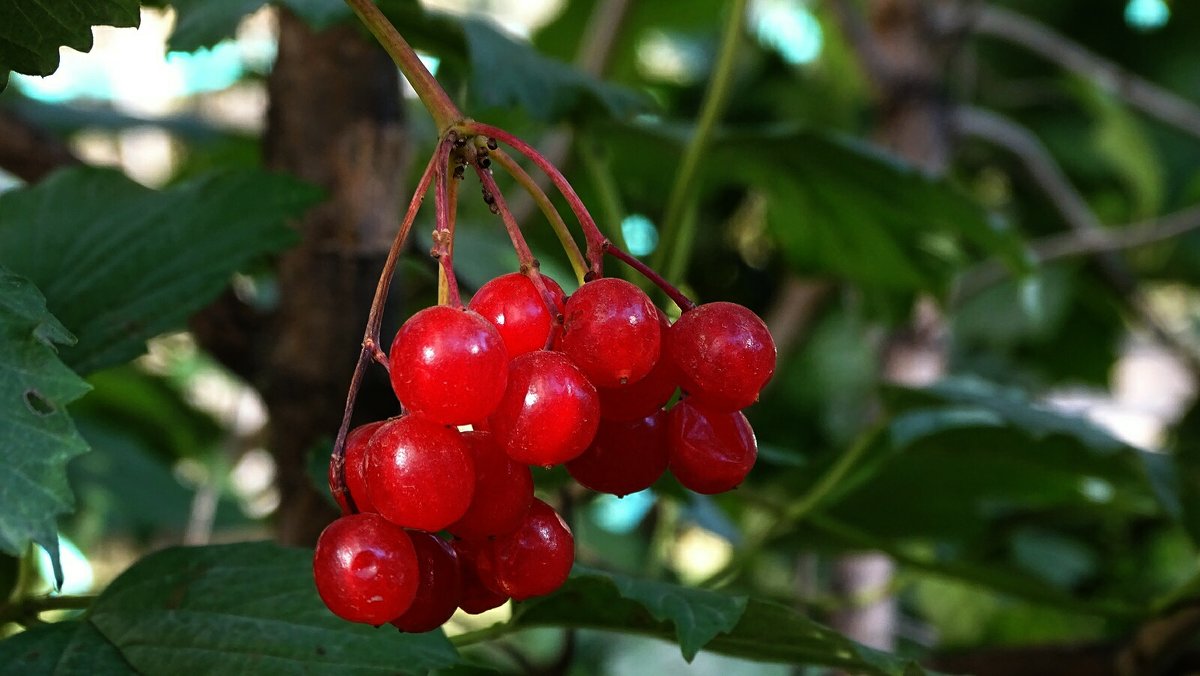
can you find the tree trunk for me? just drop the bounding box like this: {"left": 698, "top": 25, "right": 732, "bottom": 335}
{"left": 260, "top": 9, "right": 409, "bottom": 546}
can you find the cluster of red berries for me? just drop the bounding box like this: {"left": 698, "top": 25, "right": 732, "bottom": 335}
{"left": 313, "top": 271, "right": 775, "bottom": 630}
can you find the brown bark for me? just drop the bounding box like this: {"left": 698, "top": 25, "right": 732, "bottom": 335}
{"left": 260, "top": 9, "right": 409, "bottom": 546}
{"left": 0, "top": 109, "right": 79, "bottom": 182}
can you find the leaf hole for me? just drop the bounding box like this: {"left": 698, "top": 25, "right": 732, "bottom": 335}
{"left": 23, "top": 389, "right": 55, "bottom": 416}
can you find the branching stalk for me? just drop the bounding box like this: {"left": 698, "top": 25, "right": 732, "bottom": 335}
{"left": 466, "top": 122, "right": 607, "bottom": 277}
{"left": 330, "top": 149, "right": 441, "bottom": 514}
{"left": 344, "top": 0, "right": 463, "bottom": 131}
{"left": 491, "top": 149, "right": 588, "bottom": 284}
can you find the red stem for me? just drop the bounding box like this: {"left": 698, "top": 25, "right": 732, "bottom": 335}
{"left": 473, "top": 163, "right": 562, "bottom": 339}
{"left": 603, "top": 242, "right": 696, "bottom": 311}
{"left": 330, "top": 148, "right": 441, "bottom": 514}
{"left": 434, "top": 139, "right": 463, "bottom": 308}
{"left": 466, "top": 122, "right": 606, "bottom": 278}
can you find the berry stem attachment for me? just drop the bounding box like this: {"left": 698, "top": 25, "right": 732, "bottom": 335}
{"left": 344, "top": 0, "right": 463, "bottom": 132}
{"left": 602, "top": 241, "right": 696, "bottom": 312}
{"left": 491, "top": 149, "right": 588, "bottom": 285}
{"left": 465, "top": 122, "right": 606, "bottom": 278}
{"left": 473, "top": 164, "right": 562, "bottom": 334}
{"left": 331, "top": 148, "right": 441, "bottom": 513}
{"left": 434, "top": 139, "right": 463, "bottom": 308}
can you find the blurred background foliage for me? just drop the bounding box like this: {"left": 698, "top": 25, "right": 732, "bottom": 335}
{"left": 1, "top": 0, "right": 1199, "bottom": 674}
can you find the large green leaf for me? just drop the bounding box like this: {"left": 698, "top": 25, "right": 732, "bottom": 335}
{"left": 168, "top": 0, "right": 350, "bottom": 52}
{"left": 710, "top": 130, "right": 1030, "bottom": 295}
{"left": 0, "top": 0, "right": 140, "bottom": 85}
{"left": 86, "top": 541, "right": 461, "bottom": 674}
{"left": 507, "top": 569, "right": 933, "bottom": 674}
{"left": 458, "top": 18, "right": 648, "bottom": 121}
{"left": 0, "top": 621, "right": 134, "bottom": 676}
{"left": 0, "top": 267, "right": 90, "bottom": 580}
{"left": 0, "top": 166, "right": 319, "bottom": 374}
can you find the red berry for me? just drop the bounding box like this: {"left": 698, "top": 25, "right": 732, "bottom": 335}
{"left": 389, "top": 306, "right": 508, "bottom": 425}
{"left": 366, "top": 416, "right": 475, "bottom": 531}
{"left": 667, "top": 302, "right": 776, "bottom": 412}
{"left": 452, "top": 539, "right": 509, "bottom": 614}
{"left": 560, "top": 278, "right": 661, "bottom": 387}
{"left": 469, "top": 272, "right": 566, "bottom": 356}
{"left": 567, "top": 411, "right": 669, "bottom": 496}
{"left": 313, "top": 513, "right": 419, "bottom": 625}
{"left": 391, "top": 532, "right": 462, "bottom": 633}
{"left": 597, "top": 308, "right": 677, "bottom": 421}
{"left": 448, "top": 431, "right": 535, "bottom": 540}
{"left": 329, "top": 421, "right": 385, "bottom": 514}
{"left": 667, "top": 400, "right": 757, "bottom": 494}
{"left": 489, "top": 351, "right": 600, "bottom": 466}
{"left": 489, "top": 499, "right": 574, "bottom": 600}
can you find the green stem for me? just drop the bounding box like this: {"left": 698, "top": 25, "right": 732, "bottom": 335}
{"left": 0, "top": 594, "right": 95, "bottom": 625}
{"left": 491, "top": 149, "right": 588, "bottom": 285}
{"left": 699, "top": 427, "right": 880, "bottom": 589}
{"left": 451, "top": 620, "right": 519, "bottom": 647}
{"left": 344, "top": 0, "right": 463, "bottom": 131}
{"left": 651, "top": 0, "right": 747, "bottom": 283}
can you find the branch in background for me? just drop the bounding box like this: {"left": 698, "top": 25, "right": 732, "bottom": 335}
{"left": 969, "top": 4, "right": 1200, "bottom": 141}
{"left": 508, "top": 0, "right": 632, "bottom": 226}
{"left": 0, "top": 109, "right": 79, "bottom": 182}
{"left": 1033, "top": 204, "right": 1200, "bottom": 263}
{"left": 950, "top": 105, "right": 1200, "bottom": 372}
{"left": 1118, "top": 602, "right": 1200, "bottom": 676}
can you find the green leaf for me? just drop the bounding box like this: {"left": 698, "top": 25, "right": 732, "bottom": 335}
{"left": 710, "top": 130, "right": 1029, "bottom": 295}
{"left": 460, "top": 19, "right": 649, "bottom": 122}
{"left": 167, "top": 0, "right": 269, "bottom": 52}
{"left": 0, "top": 0, "right": 140, "bottom": 78}
{"left": 0, "top": 621, "right": 134, "bottom": 676}
{"left": 508, "top": 569, "right": 933, "bottom": 673}
{"left": 0, "top": 267, "right": 90, "bottom": 581}
{"left": 168, "top": 0, "right": 351, "bottom": 52}
{"left": 87, "top": 541, "right": 460, "bottom": 674}
{"left": 0, "top": 166, "right": 320, "bottom": 374}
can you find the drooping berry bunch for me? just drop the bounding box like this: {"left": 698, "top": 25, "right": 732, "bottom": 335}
{"left": 312, "top": 123, "right": 776, "bottom": 630}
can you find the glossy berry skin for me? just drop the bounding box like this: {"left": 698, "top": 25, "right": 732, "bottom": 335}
{"left": 567, "top": 411, "right": 669, "bottom": 497}
{"left": 560, "top": 278, "right": 661, "bottom": 387}
{"left": 452, "top": 539, "right": 509, "bottom": 614}
{"left": 489, "top": 351, "right": 600, "bottom": 466}
{"left": 391, "top": 532, "right": 462, "bottom": 633}
{"left": 489, "top": 499, "right": 574, "bottom": 600}
{"left": 366, "top": 416, "right": 475, "bottom": 531}
{"left": 448, "top": 431, "right": 535, "bottom": 540}
{"left": 329, "top": 420, "right": 385, "bottom": 514}
{"left": 667, "top": 400, "right": 757, "bottom": 494}
{"left": 597, "top": 308, "right": 677, "bottom": 421}
{"left": 389, "top": 306, "right": 508, "bottom": 426}
{"left": 313, "top": 513, "right": 419, "bottom": 626}
{"left": 469, "top": 272, "right": 566, "bottom": 356}
{"left": 667, "top": 302, "right": 776, "bottom": 412}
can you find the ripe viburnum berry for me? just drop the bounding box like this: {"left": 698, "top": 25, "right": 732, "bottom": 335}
{"left": 667, "top": 399, "right": 758, "bottom": 494}
{"left": 329, "top": 420, "right": 385, "bottom": 514}
{"left": 667, "top": 302, "right": 776, "bottom": 412}
{"left": 313, "top": 513, "right": 419, "bottom": 626}
{"left": 447, "top": 431, "right": 535, "bottom": 540}
{"left": 567, "top": 411, "right": 669, "bottom": 496}
{"left": 560, "top": 278, "right": 661, "bottom": 387}
{"left": 388, "top": 306, "right": 508, "bottom": 425}
{"left": 489, "top": 351, "right": 600, "bottom": 466}
{"left": 452, "top": 538, "right": 509, "bottom": 614}
{"left": 488, "top": 499, "right": 574, "bottom": 600}
{"left": 366, "top": 416, "right": 475, "bottom": 531}
{"left": 469, "top": 272, "right": 566, "bottom": 356}
{"left": 391, "top": 532, "right": 462, "bottom": 633}
{"left": 596, "top": 308, "right": 677, "bottom": 421}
